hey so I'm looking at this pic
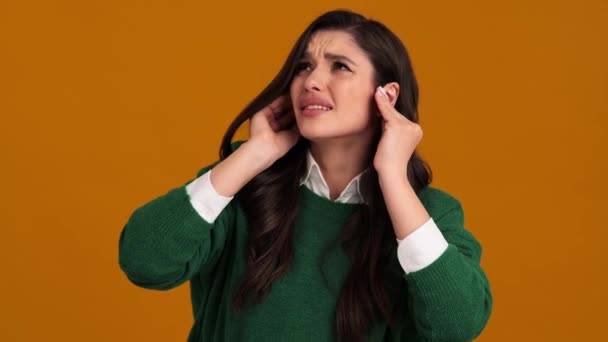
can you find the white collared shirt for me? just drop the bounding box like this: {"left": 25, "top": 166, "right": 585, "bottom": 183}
{"left": 299, "top": 150, "right": 367, "bottom": 204}
{"left": 185, "top": 150, "right": 448, "bottom": 273}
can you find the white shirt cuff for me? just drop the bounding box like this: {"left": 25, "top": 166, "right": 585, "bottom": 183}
{"left": 185, "top": 169, "right": 233, "bottom": 223}
{"left": 396, "top": 217, "right": 448, "bottom": 274}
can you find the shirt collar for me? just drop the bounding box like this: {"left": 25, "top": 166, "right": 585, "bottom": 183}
{"left": 299, "top": 150, "right": 369, "bottom": 204}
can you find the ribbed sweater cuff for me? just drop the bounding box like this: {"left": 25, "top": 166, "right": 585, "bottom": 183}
{"left": 404, "top": 244, "right": 467, "bottom": 302}
{"left": 133, "top": 185, "right": 212, "bottom": 253}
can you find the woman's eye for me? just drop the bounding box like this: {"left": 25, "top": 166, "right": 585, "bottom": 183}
{"left": 296, "top": 62, "right": 312, "bottom": 73}
{"left": 333, "top": 62, "right": 351, "bottom": 71}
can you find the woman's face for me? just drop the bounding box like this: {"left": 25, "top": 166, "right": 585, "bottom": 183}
{"left": 289, "top": 30, "right": 378, "bottom": 142}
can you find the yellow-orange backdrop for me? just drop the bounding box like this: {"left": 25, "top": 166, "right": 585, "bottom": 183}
{"left": 2, "top": 0, "right": 607, "bottom": 340}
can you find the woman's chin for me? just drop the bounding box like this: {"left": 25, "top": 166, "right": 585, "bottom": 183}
{"left": 299, "top": 129, "right": 333, "bottom": 141}
{"left": 300, "top": 131, "right": 349, "bottom": 142}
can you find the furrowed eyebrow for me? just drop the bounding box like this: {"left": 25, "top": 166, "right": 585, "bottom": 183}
{"left": 325, "top": 53, "right": 357, "bottom": 66}
{"left": 301, "top": 52, "right": 358, "bottom": 66}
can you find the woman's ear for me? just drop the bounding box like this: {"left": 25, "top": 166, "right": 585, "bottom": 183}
{"left": 382, "top": 82, "right": 400, "bottom": 107}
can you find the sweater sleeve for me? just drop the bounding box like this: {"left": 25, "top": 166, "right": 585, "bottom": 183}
{"left": 118, "top": 162, "right": 236, "bottom": 291}
{"left": 404, "top": 190, "right": 493, "bottom": 341}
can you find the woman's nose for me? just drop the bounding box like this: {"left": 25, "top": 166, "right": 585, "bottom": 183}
{"left": 304, "top": 69, "right": 325, "bottom": 92}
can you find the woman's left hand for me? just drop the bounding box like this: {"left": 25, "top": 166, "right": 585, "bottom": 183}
{"left": 373, "top": 86, "right": 423, "bottom": 177}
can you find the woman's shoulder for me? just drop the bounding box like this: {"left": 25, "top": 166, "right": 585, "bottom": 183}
{"left": 417, "top": 185, "right": 463, "bottom": 217}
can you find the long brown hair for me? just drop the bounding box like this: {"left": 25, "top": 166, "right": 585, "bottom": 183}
{"left": 220, "top": 9, "right": 432, "bottom": 341}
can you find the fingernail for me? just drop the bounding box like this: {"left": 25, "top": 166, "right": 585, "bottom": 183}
{"left": 377, "top": 86, "right": 388, "bottom": 99}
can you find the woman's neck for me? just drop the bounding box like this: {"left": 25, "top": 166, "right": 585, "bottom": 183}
{"left": 309, "top": 138, "right": 372, "bottom": 200}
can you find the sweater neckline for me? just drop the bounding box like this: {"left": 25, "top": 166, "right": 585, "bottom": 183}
{"left": 298, "top": 185, "right": 363, "bottom": 220}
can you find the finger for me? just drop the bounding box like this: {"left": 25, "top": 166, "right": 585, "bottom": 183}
{"left": 374, "top": 87, "right": 399, "bottom": 121}
{"left": 269, "top": 112, "right": 293, "bottom": 132}
{"left": 267, "top": 115, "right": 280, "bottom": 131}
{"left": 258, "top": 99, "right": 285, "bottom": 129}
{"left": 267, "top": 95, "right": 291, "bottom": 116}
{"left": 276, "top": 122, "right": 301, "bottom": 147}
{"left": 274, "top": 110, "right": 295, "bottom": 130}
{"left": 272, "top": 105, "right": 294, "bottom": 120}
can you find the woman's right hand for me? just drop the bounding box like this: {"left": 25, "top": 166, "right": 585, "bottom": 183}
{"left": 248, "top": 95, "right": 301, "bottom": 163}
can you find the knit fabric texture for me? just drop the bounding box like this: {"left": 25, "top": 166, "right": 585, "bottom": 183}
{"left": 119, "top": 147, "right": 492, "bottom": 341}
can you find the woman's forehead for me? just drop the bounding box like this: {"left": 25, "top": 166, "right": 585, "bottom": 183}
{"left": 305, "top": 30, "right": 362, "bottom": 58}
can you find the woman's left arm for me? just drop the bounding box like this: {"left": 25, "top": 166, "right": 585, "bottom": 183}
{"left": 373, "top": 85, "right": 492, "bottom": 340}
{"left": 380, "top": 173, "right": 493, "bottom": 341}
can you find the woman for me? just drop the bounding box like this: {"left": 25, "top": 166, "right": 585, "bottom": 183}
{"left": 119, "top": 9, "right": 492, "bottom": 342}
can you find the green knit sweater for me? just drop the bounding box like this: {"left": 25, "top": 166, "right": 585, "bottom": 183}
{"left": 119, "top": 158, "right": 492, "bottom": 341}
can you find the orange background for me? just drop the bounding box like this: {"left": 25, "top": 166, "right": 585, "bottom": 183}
{"left": 2, "top": 0, "right": 607, "bottom": 341}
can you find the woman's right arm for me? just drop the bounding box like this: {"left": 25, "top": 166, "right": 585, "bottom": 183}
{"left": 118, "top": 96, "right": 300, "bottom": 291}
{"left": 117, "top": 142, "right": 266, "bottom": 291}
